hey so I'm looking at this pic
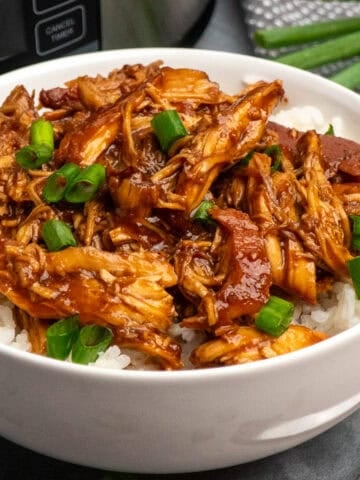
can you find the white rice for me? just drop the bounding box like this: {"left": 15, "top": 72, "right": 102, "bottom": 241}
{"left": 243, "top": 73, "right": 346, "bottom": 136}
{"left": 0, "top": 105, "right": 357, "bottom": 369}
{"left": 0, "top": 301, "right": 31, "bottom": 352}
{"left": 169, "top": 323, "right": 207, "bottom": 369}
{"left": 90, "top": 346, "right": 131, "bottom": 370}
{"left": 294, "top": 281, "right": 360, "bottom": 335}
{"left": 271, "top": 106, "right": 345, "bottom": 137}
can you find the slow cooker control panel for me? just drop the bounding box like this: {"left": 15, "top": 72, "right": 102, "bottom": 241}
{"left": 0, "top": 0, "right": 100, "bottom": 73}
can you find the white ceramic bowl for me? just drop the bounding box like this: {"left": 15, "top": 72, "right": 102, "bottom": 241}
{"left": 0, "top": 48, "right": 360, "bottom": 474}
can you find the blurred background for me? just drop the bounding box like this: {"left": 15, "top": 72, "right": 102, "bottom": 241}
{"left": 1, "top": 0, "right": 360, "bottom": 89}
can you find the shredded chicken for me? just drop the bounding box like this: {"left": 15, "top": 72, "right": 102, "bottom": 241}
{"left": 247, "top": 151, "right": 317, "bottom": 303}
{"left": 191, "top": 325, "right": 327, "bottom": 367}
{"left": 297, "top": 131, "right": 352, "bottom": 276}
{"left": 1, "top": 61, "right": 359, "bottom": 369}
{"left": 152, "top": 80, "right": 284, "bottom": 212}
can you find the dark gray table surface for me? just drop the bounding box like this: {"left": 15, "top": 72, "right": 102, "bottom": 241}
{"left": 1, "top": 1, "right": 360, "bottom": 478}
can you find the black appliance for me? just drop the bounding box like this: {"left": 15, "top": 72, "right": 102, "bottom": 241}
{"left": 0, "top": 0, "right": 214, "bottom": 74}
{"left": 0, "top": 0, "right": 100, "bottom": 74}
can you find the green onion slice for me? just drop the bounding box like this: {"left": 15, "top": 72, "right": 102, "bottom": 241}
{"left": 42, "top": 219, "right": 77, "bottom": 251}
{"left": 350, "top": 216, "right": 360, "bottom": 235}
{"left": 264, "top": 145, "right": 282, "bottom": 173}
{"left": 46, "top": 316, "right": 80, "bottom": 360}
{"left": 193, "top": 200, "right": 215, "bottom": 224}
{"left": 71, "top": 325, "right": 113, "bottom": 364}
{"left": 350, "top": 215, "right": 360, "bottom": 251}
{"left": 15, "top": 144, "right": 53, "bottom": 169}
{"left": 64, "top": 164, "right": 106, "bottom": 203}
{"left": 151, "top": 110, "right": 188, "bottom": 152}
{"left": 352, "top": 238, "right": 360, "bottom": 252}
{"left": 347, "top": 257, "right": 360, "bottom": 299}
{"left": 239, "top": 150, "right": 254, "bottom": 167}
{"left": 43, "top": 163, "right": 81, "bottom": 203}
{"left": 255, "top": 295, "right": 294, "bottom": 337}
{"left": 325, "top": 124, "right": 334, "bottom": 136}
{"left": 30, "top": 119, "right": 54, "bottom": 150}
{"left": 15, "top": 119, "right": 54, "bottom": 169}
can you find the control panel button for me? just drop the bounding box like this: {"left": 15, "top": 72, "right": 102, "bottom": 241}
{"left": 33, "top": 0, "right": 75, "bottom": 14}
{"left": 35, "top": 6, "right": 85, "bottom": 56}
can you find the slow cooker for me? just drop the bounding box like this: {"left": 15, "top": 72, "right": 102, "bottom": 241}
{"left": 0, "top": 0, "right": 214, "bottom": 73}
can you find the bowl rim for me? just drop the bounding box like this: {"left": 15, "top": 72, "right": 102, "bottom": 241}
{"left": 1, "top": 46, "right": 359, "bottom": 102}
{"left": 1, "top": 47, "right": 360, "bottom": 382}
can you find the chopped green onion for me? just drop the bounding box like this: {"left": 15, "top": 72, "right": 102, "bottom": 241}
{"left": 352, "top": 238, "right": 360, "bottom": 251}
{"left": 15, "top": 144, "right": 53, "bottom": 169}
{"left": 71, "top": 325, "right": 112, "bottom": 364}
{"left": 276, "top": 31, "right": 360, "bottom": 70}
{"left": 46, "top": 316, "right": 80, "bottom": 360}
{"left": 350, "top": 216, "right": 360, "bottom": 251}
{"left": 15, "top": 119, "right": 54, "bottom": 169}
{"left": 151, "top": 110, "right": 188, "bottom": 152}
{"left": 347, "top": 257, "right": 360, "bottom": 299}
{"left": 264, "top": 145, "right": 282, "bottom": 173}
{"left": 239, "top": 150, "right": 254, "bottom": 167}
{"left": 351, "top": 215, "right": 360, "bottom": 235}
{"left": 64, "top": 164, "right": 106, "bottom": 203}
{"left": 193, "top": 200, "right": 215, "bottom": 224}
{"left": 43, "top": 163, "right": 81, "bottom": 203}
{"left": 30, "top": 119, "right": 54, "bottom": 150}
{"left": 42, "top": 219, "right": 77, "bottom": 251}
{"left": 325, "top": 124, "right": 334, "bottom": 136}
{"left": 255, "top": 295, "right": 294, "bottom": 337}
{"left": 254, "top": 17, "right": 360, "bottom": 49}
